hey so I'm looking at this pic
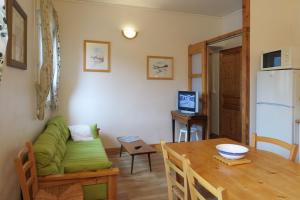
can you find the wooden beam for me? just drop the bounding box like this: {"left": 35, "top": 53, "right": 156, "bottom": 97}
{"left": 206, "top": 29, "right": 243, "bottom": 45}
{"left": 241, "top": 0, "right": 250, "bottom": 144}
{"left": 188, "top": 42, "right": 206, "bottom": 55}
{"left": 202, "top": 41, "right": 209, "bottom": 139}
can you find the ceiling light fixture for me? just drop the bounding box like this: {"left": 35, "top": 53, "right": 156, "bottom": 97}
{"left": 122, "top": 27, "right": 138, "bottom": 39}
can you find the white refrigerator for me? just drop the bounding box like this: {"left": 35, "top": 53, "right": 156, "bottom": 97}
{"left": 256, "top": 70, "right": 300, "bottom": 159}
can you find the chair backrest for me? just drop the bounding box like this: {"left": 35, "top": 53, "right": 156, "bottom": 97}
{"left": 251, "top": 133, "right": 298, "bottom": 161}
{"left": 160, "top": 141, "right": 188, "bottom": 200}
{"left": 185, "top": 159, "right": 224, "bottom": 200}
{"left": 15, "top": 142, "right": 39, "bottom": 200}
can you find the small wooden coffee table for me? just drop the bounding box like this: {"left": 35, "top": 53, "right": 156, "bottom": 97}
{"left": 117, "top": 138, "right": 156, "bottom": 174}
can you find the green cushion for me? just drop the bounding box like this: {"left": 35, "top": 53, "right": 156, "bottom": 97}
{"left": 62, "top": 139, "right": 112, "bottom": 173}
{"left": 90, "top": 123, "right": 99, "bottom": 139}
{"left": 33, "top": 124, "right": 67, "bottom": 176}
{"left": 36, "top": 163, "right": 64, "bottom": 176}
{"left": 47, "top": 116, "right": 70, "bottom": 142}
{"left": 83, "top": 184, "right": 107, "bottom": 200}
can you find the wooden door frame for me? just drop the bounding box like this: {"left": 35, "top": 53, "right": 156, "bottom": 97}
{"left": 241, "top": 0, "right": 250, "bottom": 144}
{"left": 219, "top": 46, "right": 243, "bottom": 141}
{"left": 207, "top": 29, "right": 243, "bottom": 45}
{"left": 188, "top": 41, "right": 209, "bottom": 139}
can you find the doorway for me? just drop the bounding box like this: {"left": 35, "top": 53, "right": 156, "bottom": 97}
{"left": 187, "top": 0, "right": 250, "bottom": 143}
{"left": 208, "top": 36, "right": 243, "bottom": 142}
{"left": 219, "top": 46, "right": 242, "bottom": 141}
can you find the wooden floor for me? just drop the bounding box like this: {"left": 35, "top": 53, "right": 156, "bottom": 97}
{"left": 108, "top": 151, "right": 168, "bottom": 200}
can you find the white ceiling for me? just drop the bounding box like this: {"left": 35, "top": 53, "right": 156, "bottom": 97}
{"left": 78, "top": 0, "right": 242, "bottom": 17}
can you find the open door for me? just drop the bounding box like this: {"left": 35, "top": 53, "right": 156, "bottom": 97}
{"left": 188, "top": 41, "right": 209, "bottom": 139}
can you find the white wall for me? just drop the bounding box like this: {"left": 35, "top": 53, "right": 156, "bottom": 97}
{"left": 291, "top": 1, "right": 300, "bottom": 46}
{"left": 250, "top": 0, "right": 295, "bottom": 134}
{"left": 222, "top": 9, "right": 242, "bottom": 33}
{"left": 54, "top": 0, "right": 222, "bottom": 147}
{"left": 0, "top": 0, "right": 50, "bottom": 199}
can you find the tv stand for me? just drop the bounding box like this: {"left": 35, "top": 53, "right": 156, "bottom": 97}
{"left": 171, "top": 110, "right": 208, "bottom": 142}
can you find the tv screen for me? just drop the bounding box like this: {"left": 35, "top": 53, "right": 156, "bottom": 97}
{"left": 177, "top": 91, "right": 199, "bottom": 113}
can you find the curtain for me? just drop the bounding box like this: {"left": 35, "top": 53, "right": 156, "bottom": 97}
{"left": 36, "top": 0, "right": 61, "bottom": 120}
{"left": 49, "top": 9, "right": 61, "bottom": 110}
{"left": 0, "top": 1, "right": 8, "bottom": 83}
{"left": 36, "top": 0, "right": 53, "bottom": 120}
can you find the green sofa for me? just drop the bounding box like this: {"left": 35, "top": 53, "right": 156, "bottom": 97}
{"left": 33, "top": 116, "right": 119, "bottom": 200}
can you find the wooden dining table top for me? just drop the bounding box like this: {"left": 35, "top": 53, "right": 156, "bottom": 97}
{"left": 167, "top": 138, "right": 300, "bottom": 200}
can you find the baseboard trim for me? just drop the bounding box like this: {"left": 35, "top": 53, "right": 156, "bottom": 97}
{"left": 105, "top": 147, "right": 120, "bottom": 155}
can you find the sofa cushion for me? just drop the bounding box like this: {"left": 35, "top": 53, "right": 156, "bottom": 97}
{"left": 34, "top": 124, "right": 67, "bottom": 176}
{"left": 62, "top": 139, "right": 112, "bottom": 173}
{"left": 47, "top": 116, "right": 70, "bottom": 142}
{"left": 90, "top": 123, "right": 99, "bottom": 139}
{"left": 35, "top": 163, "right": 64, "bottom": 177}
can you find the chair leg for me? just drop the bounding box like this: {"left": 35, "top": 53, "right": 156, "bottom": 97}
{"left": 195, "top": 132, "right": 199, "bottom": 141}
{"left": 131, "top": 155, "right": 135, "bottom": 174}
{"left": 184, "top": 131, "right": 188, "bottom": 142}
{"left": 178, "top": 131, "right": 182, "bottom": 143}
{"left": 148, "top": 153, "right": 152, "bottom": 172}
{"left": 120, "top": 145, "right": 123, "bottom": 157}
{"left": 167, "top": 184, "right": 173, "bottom": 200}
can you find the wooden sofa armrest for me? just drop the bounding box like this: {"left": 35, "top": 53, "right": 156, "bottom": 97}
{"left": 38, "top": 167, "right": 119, "bottom": 200}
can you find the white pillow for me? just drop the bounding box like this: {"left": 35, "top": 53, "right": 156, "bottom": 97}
{"left": 68, "top": 125, "right": 94, "bottom": 141}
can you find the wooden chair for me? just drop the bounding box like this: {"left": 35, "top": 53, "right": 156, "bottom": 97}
{"left": 251, "top": 133, "right": 298, "bottom": 161}
{"left": 15, "top": 142, "right": 83, "bottom": 200}
{"left": 160, "top": 141, "right": 188, "bottom": 200}
{"left": 185, "top": 159, "right": 224, "bottom": 200}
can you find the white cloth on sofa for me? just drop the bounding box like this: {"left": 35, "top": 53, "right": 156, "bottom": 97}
{"left": 68, "top": 125, "right": 94, "bottom": 141}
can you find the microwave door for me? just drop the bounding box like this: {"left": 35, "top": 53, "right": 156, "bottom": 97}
{"left": 263, "top": 50, "right": 281, "bottom": 69}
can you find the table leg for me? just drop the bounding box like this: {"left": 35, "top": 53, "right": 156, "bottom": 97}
{"left": 120, "top": 145, "right": 123, "bottom": 157}
{"left": 148, "top": 153, "right": 152, "bottom": 172}
{"left": 131, "top": 155, "right": 135, "bottom": 174}
{"left": 172, "top": 119, "right": 175, "bottom": 143}
{"left": 202, "top": 124, "right": 206, "bottom": 140}
{"left": 187, "top": 123, "right": 191, "bottom": 142}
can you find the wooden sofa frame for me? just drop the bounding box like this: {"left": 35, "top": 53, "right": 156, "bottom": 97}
{"left": 38, "top": 167, "right": 119, "bottom": 200}
{"left": 37, "top": 128, "right": 120, "bottom": 200}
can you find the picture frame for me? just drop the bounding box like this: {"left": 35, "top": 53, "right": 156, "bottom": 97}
{"left": 7, "top": 0, "right": 27, "bottom": 70}
{"left": 84, "top": 40, "right": 111, "bottom": 72}
{"left": 147, "top": 56, "right": 174, "bottom": 80}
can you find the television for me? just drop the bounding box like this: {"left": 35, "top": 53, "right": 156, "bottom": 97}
{"left": 177, "top": 91, "right": 199, "bottom": 113}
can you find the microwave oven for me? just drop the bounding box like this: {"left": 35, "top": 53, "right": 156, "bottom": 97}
{"left": 261, "top": 48, "right": 300, "bottom": 70}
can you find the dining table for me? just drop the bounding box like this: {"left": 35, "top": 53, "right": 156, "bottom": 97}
{"left": 167, "top": 138, "right": 300, "bottom": 200}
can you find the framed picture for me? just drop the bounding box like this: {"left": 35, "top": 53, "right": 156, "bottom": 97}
{"left": 147, "top": 56, "right": 174, "bottom": 80}
{"left": 7, "top": 0, "right": 27, "bottom": 70}
{"left": 84, "top": 40, "right": 111, "bottom": 72}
